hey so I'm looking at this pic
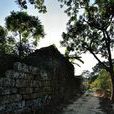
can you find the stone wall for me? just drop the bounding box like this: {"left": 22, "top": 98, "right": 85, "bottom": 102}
{"left": 0, "top": 62, "right": 80, "bottom": 114}
{"left": 0, "top": 62, "right": 53, "bottom": 113}
{"left": 0, "top": 46, "right": 82, "bottom": 113}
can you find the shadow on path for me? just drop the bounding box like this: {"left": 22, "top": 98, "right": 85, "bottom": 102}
{"left": 57, "top": 95, "right": 114, "bottom": 114}
{"left": 98, "top": 98, "right": 114, "bottom": 114}
{"left": 24, "top": 95, "right": 114, "bottom": 114}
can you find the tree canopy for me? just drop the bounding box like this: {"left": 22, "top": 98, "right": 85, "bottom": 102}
{"left": 0, "top": 26, "right": 7, "bottom": 54}
{"left": 5, "top": 11, "right": 44, "bottom": 57}
{"left": 17, "top": 0, "right": 46, "bottom": 13}
{"left": 89, "top": 69, "right": 111, "bottom": 96}
{"left": 59, "top": 0, "right": 114, "bottom": 100}
{"left": 59, "top": 0, "right": 114, "bottom": 63}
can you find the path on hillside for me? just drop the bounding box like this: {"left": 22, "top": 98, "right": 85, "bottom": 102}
{"left": 60, "top": 95, "right": 114, "bottom": 114}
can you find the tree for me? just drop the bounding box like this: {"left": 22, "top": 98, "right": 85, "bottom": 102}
{"left": 59, "top": 0, "right": 114, "bottom": 101}
{"left": 0, "top": 26, "right": 15, "bottom": 55}
{"left": 89, "top": 69, "right": 111, "bottom": 96}
{"left": 91, "top": 60, "right": 114, "bottom": 76}
{"left": 0, "top": 26, "right": 7, "bottom": 54}
{"left": 6, "top": 11, "right": 44, "bottom": 58}
{"left": 16, "top": 0, "right": 46, "bottom": 13}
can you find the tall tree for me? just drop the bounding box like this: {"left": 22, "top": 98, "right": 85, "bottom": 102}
{"left": 89, "top": 69, "right": 111, "bottom": 97}
{"left": 6, "top": 11, "right": 44, "bottom": 58}
{"left": 0, "top": 26, "right": 17, "bottom": 55}
{"left": 16, "top": 0, "right": 46, "bottom": 13}
{"left": 0, "top": 26, "right": 8, "bottom": 54}
{"left": 59, "top": 0, "right": 114, "bottom": 101}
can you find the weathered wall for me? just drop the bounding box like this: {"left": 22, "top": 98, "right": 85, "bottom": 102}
{"left": 0, "top": 46, "right": 81, "bottom": 114}
{"left": 0, "top": 62, "right": 80, "bottom": 113}
{"left": 0, "top": 62, "right": 54, "bottom": 113}
{"left": 22, "top": 45, "right": 81, "bottom": 102}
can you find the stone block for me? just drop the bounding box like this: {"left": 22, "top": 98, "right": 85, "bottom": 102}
{"left": 22, "top": 94, "right": 31, "bottom": 100}
{"left": 32, "top": 93, "right": 39, "bottom": 99}
{"left": 14, "top": 62, "right": 29, "bottom": 73}
{"left": 0, "top": 78, "right": 15, "bottom": 87}
{"left": 25, "top": 98, "right": 44, "bottom": 108}
{"left": 0, "top": 101, "right": 25, "bottom": 112}
{"left": 0, "top": 94, "right": 22, "bottom": 105}
{"left": 6, "top": 71, "right": 27, "bottom": 79}
{"left": 14, "top": 62, "right": 39, "bottom": 75}
{"left": 30, "top": 80, "right": 41, "bottom": 87}
{"left": 5, "top": 70, "right": 14, "bottom": 78}
{"left": 0, "top": 105, "right": 5, "bottom": 112}
{"left": 40, "top": 71, "right": 48, "bottom": 80}
{"left": 28, "top": 66, "right": 38, "bottom": 75}
{"left": 16, "top": 79, "right": 29, "bottom": 87}
{"left": 32, "top": 88, "right": 39, "bottom": 93}
{"left": 43, "top": 80, "right": 51, "bottom": 87}
{"left": 0, "top": 87, "right": 17, "bottom": 95}
{"left": 10, "top": 94, "right": 22, "bottom": 103}
{"left": 22, "top": 93, "right": 39, "bottom": 100}
{"left": 43, "top": 87, "right": 52, "bottom": 92}
{"left": 25, "top": 74, "right": 34, "bottom": 80}
{"left": 18, "top": 88, "right": 33, "bottom": 94}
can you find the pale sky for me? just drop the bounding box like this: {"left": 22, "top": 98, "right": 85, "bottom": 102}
{"left": 0, "top": 0, "right": 101, "bottom": 75}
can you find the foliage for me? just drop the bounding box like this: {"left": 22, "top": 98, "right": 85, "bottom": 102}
{"left": 58, "top": 0, "right": 114, "bottom": 100}
{"left": 91, "top": 60, "right": 114, "bottom": 76}
{"left": 0, "top": 26, "right": 7, "bottom": 54}
{"left": 65, "top": 52, "right": 84, "bottom": 66}
{"left": 5, "top": 11, "right": 44, "bottom": 57}
{"left": 89, "top": 74, "right": 98, "bottom": 83}
{"left": 89, "top": 69, "right": 111, "bottom": 93}
{"left": 0, "top": 26, "right": 14, "bottom": 54}
{"left": 16, "top": 0, "right": 46, "bottom": 13}
{"left": 59, "top": 0, "right": 114, "bottom": 68}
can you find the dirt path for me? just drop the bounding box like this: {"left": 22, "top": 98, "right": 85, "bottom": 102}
{"left": 61, "top": 95, "right": 106, "bottom": 114}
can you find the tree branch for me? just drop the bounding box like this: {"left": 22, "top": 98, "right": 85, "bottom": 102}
{"left": 66, "top": 56, "right": 84, "bottom": 63}
{"left": 88, "top": 49, "right": 110, "bottom": 72}
{"left": 82, "top": 42, "right": 108, "bottom": 70}
{"left": 103, "top": 30, "right": 113, "bottom": 73}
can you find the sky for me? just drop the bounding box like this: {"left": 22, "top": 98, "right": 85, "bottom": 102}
{"left": 0, "top": 0, "right": 99, "bottom": 75}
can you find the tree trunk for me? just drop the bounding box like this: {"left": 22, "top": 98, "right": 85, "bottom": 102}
{"left": 110, "top": 72, "right": 114, "bottom": 102}
{"left": 19, "top": 32, "right": 23, "bottom": 58}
